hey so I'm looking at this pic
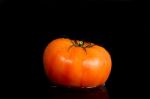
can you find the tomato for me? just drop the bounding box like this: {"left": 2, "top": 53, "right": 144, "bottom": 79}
{"left": 43, "top": 38, "right": 112, "bottom": 88}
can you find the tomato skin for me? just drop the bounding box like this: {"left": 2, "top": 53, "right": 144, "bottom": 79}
{"left": 43, "top": 38, "right": 112, "bottom": 88}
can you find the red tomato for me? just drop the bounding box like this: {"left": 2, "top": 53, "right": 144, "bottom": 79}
{"left": 43, "top": 38, "right": 112, "bottom": 88}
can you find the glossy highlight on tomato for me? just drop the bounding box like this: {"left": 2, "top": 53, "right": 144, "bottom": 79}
{"left": 43, "top": 38, "right": 112, "bottom": 88}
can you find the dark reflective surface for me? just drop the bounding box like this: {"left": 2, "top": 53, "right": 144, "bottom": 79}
{"left": 43, "top": 86, "right": 109, "bottom": 99}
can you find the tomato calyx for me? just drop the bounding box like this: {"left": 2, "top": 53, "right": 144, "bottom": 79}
{"left": 72, "top": 40, "right": 95, "bottom": 48}
{"left": 68, "top": 40, "right": 95, "bottom": 54}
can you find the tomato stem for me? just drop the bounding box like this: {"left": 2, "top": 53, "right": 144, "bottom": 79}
{"left": 70, "top": 40, "right": 95, "bottom": 48}
{"left": 68, "top": 40, "right": 95, "bottom": 54}
{"left": 78, "top": 41, "right": 84, "bottom": 47}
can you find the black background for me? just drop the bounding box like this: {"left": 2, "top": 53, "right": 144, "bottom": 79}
{"left": 1, "top": 0, "right": 149, "bottom": 99}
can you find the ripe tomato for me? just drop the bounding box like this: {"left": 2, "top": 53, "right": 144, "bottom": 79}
{"left": 43, "top": 38, "right": 112, "bottom": 88}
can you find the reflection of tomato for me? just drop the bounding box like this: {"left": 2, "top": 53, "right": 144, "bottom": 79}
{"left": 43, "top": 38, "right": 112, "bottom": 88}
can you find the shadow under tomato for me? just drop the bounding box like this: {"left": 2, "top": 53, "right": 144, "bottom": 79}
{"left": 46, "top": 86, "right": 109, "bottom": 99}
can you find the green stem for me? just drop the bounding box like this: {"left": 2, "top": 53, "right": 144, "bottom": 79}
{"left": 78, "top": 41, "right": 84, "bottom": 47}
